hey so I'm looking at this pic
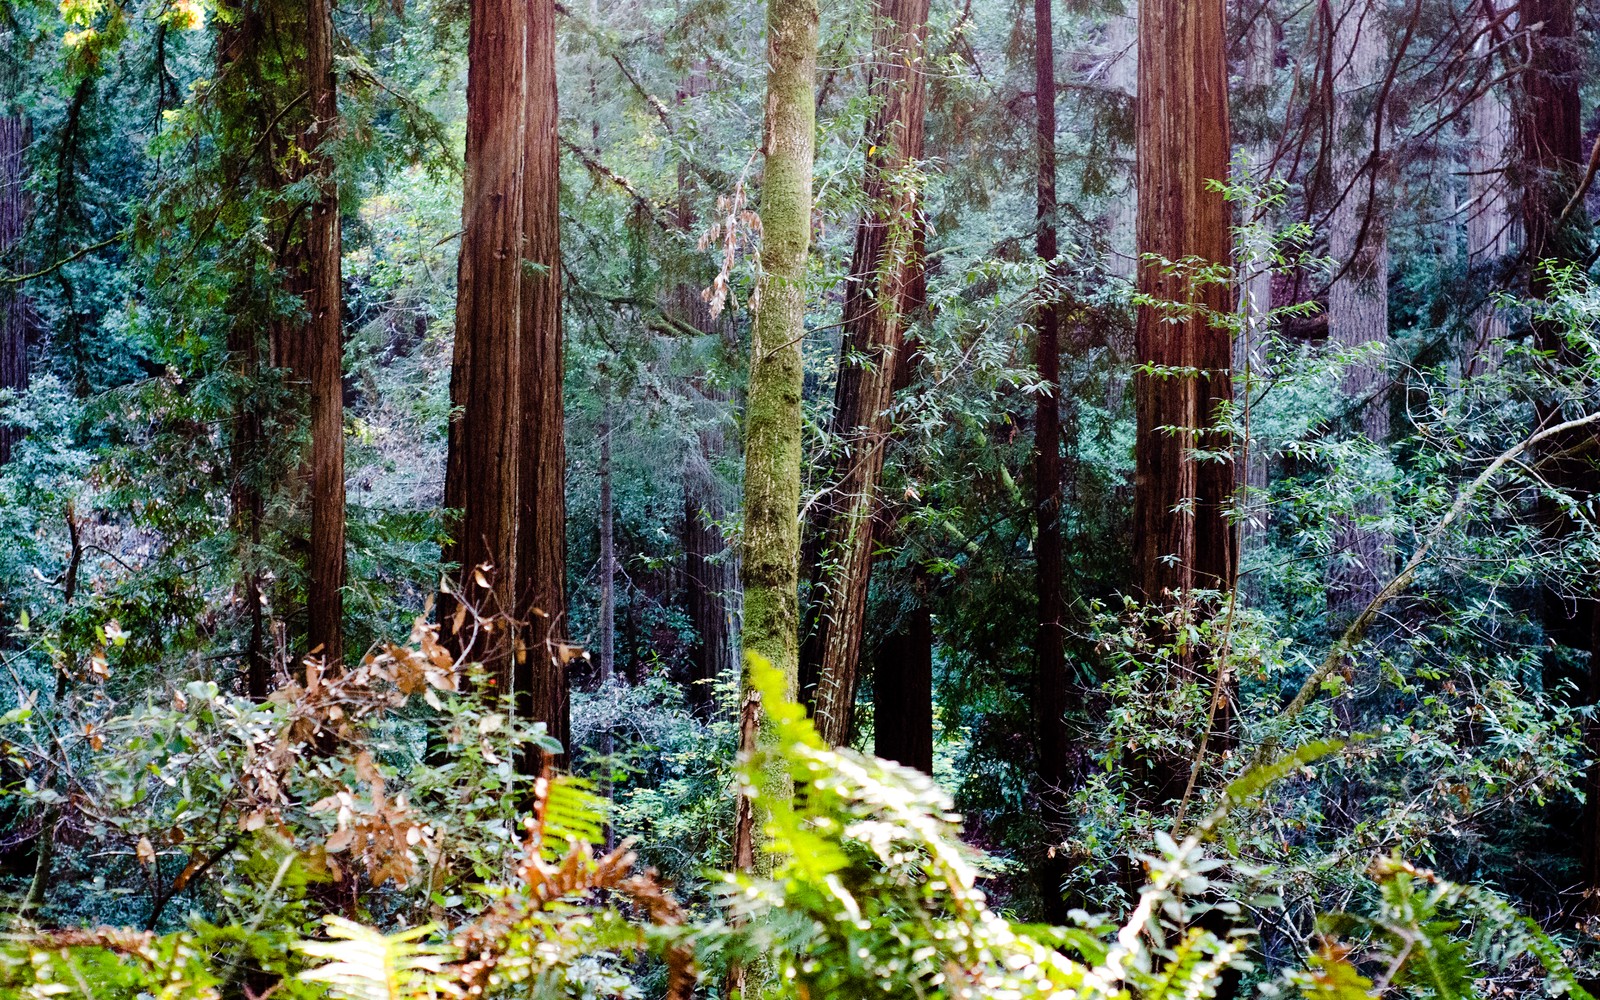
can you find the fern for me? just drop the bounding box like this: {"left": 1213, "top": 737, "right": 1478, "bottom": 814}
{"left": 298, "top": 916, "right": 447, "bottom": 1000}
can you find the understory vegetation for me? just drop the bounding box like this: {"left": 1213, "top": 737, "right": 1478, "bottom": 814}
{"left": 3, "top": 0, "right": 1600, "bottom": 993}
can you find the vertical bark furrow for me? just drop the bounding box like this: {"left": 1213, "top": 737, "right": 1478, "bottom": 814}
{"left": 443, "top": 0, "right": 528, "bottom": 682}
{"left": 1133, "top": 0, "right": 1236, "bottom": 601}
{"left": 516, "top": 0, "right": 569, "bottom": 761}
{"left": 301, "top": 0, "right": 346, "bottom": 665}
{"left": 807, "top": 0, "right": 930, "bottom": 748}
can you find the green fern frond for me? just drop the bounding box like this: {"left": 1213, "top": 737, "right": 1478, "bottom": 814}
{"left": 298, "top": 916, "right": 446, "bottom": 1000}
{"left": 540, "top": 774, "right": 608, "bottom": 857}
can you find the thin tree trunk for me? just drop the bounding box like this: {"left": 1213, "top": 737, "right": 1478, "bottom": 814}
{"left": 874, "top": 578, "right": 933, "bottom": 774}
{"left": 1237, "top": 8, "right": 1273, "bottom": 563}
{"left": 1098, "top": 6, "right": 1136, "bottom": 281}
{"left": 684, "top": 432, "right": 733, "bottom": 718}
{"left": 805, "top": 0, "right": 930, "bottom": 749}
{"left": 1463, "top": 6, "right": 1511, "bottom": 376}
{"left": 516, "top": 0, "right": 568, "bottom": 766}
{"left": 443, "top": 0, "right": 527, "bottom": 683}
{"left": 0, "top": 110, "right": 26, "bottom": 467}
{"left": 22, "top": 806, "right": 56, "bottom": 915}
{"left": 1325, "top": 0, "right": 1392, "bottom": 621}
{"left": 1132, "top": 0, "right": 1235, "bottom": 602}
{"left": 1032, "top": 0, "right": 1074, "bottom": 925}
{"left": 1032, "top": 0, "right": 1072, "bottom": 796}
{"left": 598, "top": 398, "right": 615, "bottom": 683}
{"left": 215, "top": 10, "right": 270, "bottom": 699}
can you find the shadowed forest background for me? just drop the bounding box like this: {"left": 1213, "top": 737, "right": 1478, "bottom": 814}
{"left": 1, "top": 0, "right": 1600, "bottom": 993}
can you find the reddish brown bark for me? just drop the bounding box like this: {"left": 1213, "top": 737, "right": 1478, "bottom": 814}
{"left": 1514, "top": 0, "right": 1600, "bottom": 903}
{"left": 515, "top": 0, "right": 569, "bottom": 763}
{"left": 1132, "top": 0, "right": 1235, "bottom": 601}
{"left": 804, "top": 0, "right": 930, "bottom": 748}
{"left": 273, "top": 0, "right": 346, "bottom": 665}
{"left": 443, "top": 0, "right": 527, "bottom": 682}
{"left": 1519, "top": 0, "right": 1582, "bottom": 280}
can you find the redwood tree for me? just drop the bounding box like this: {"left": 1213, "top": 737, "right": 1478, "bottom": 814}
{"left": 443, "top": 0, "right": 527, "bottom": 681}
{"left": 1132, "top": 0, "right": 1235, "bottom": 601}
{"left": 1325, "top": 0, "right": 1391, "bottom": 621}
{"left": 516, "top": 0, "right": 569, "bottom": 759}
{"left": 1515, "top": 0, "right": 1600, "bottom": 900}
{"left": 805, "top": 0, "right": 930, "bottom": 749}
{"left": 683, "top": 428, "right": 734, "bottom": 719}
{"left": 273, "top": 0, "right": 346, "bottom": 665}
{"left": 1032, "top": 0, "right": 1069, "bottom": 799}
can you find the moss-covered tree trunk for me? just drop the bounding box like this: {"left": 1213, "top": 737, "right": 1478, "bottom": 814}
{"left": 732, "top": 0, "right": 818, "bottom": 912}
{"left": 804, "top": 0, "right": 929, "bottom": 748}
{"left": 738, "top": 0, "right": 817, "bottom": 707}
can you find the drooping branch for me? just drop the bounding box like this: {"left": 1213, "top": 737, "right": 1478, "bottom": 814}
{"left": 1256, "top": 409, "right": 1600, "bottom": 760}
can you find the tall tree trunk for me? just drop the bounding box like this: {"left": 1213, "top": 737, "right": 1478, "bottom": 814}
{"left": 873, "top": 576, "right": 933, "bottom": 774}
{"left": 1325, "top": 0, "right": 1391, "bottom": 621}
{"left": 1033, "top": 0, "right": 1075, "bottom": 926}
{"left": 739, "top": 0, "right": 816, "bottom": 710}
{"left": 217, "top": 10, "right": 271, "bottom": 699}
{"left": 0, "top": 109, "right": 26, "bottom": 467}
{"left": 1098, "top": 5, "right": 1136, "bottom": 281}
{"left": 1519, "top": 0, "right": 1583, "bottom": 281}
{"left": 1513, "top": 0, "right": 1600, "bottom": 903}
{"left": 684, "top": 431, "right": 733, "bottom": 718}
{"left": 1032, "top": 0, "right": 1071, "bottom": 805}
{"left": 1464, "top": 7, "right": 1512, "bottom": 376}
{"left": 274, "top": 0, "right": 346, "bottom": 665}
{"left": 1237, "top": 7, "right": 1273, "bottom": 563}
{"left": 733, "top": 0, "right": 818, "bottom": 903}
{"left": 805, "top": 0, "right": 930, "bottom": 748}
{"left": 1518, "top": 0, "right": 1589, "bottom": 673}
{"left": 598, "top": 398, "right": 615, "bottom": 684}
{"left": 443, "top": 0, "right": 526, "bottom": 683}
{"left": 516, "top": 0, "right": 569, "bottom": 765}
{"left": 1132, "top": 0, "right": 1235, "bottom": 601}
